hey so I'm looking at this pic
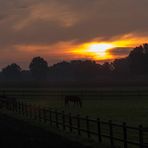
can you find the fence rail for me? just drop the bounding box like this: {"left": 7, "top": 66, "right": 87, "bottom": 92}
{"left": 0, "top": 98, "right": 148, "bottom": 148}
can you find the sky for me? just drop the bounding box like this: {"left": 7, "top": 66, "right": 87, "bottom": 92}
{"left": 0, "top": 0, "right": 148, "bottom": 69}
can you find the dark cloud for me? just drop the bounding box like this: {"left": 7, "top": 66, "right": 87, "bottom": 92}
{"left": 109, "top": 47, "right": 132, "bottom": 56}
{"left": 1, "top": 0, "right": 148, "bottom": 45}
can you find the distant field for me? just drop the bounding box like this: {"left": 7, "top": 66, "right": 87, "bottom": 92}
{"left": 1, "top": 87, "right": 148, "bottom": 127}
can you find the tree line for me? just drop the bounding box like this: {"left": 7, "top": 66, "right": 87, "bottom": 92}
{"left": 1, "top": 44, "right": 148, "bottom": 81}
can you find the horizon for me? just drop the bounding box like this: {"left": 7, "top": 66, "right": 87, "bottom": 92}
{"left": 0, "top": 56, "right": 121, "bottom": 71}
{"left": 0, "top": 39, "right": 146, "bottom": 70}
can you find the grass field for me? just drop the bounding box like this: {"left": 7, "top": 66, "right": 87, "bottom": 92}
{"left": 1, "top": 87, "right": 148, "bottom": 148}
{"left": 1, "top": 87, "right": 148, "bottom": 126}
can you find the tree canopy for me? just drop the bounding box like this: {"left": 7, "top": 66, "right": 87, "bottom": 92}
{"left": 29, "top": 57, "right": 49, "bottom": 79}
{"left": 1, "top": 44, "right": 148, "bottom": 82}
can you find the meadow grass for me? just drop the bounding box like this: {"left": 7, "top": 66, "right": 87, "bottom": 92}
{"left": 2, "top": 87, "right": 147, "bottom": 127}
{"left": 1, "top": 87, "right": 148, "bottom": 148}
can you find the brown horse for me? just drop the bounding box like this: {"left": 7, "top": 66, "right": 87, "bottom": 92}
{"left": 64, "top": 95, "right": 82, "bottom": 107}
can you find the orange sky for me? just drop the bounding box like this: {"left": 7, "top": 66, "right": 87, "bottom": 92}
{"left": 10, "top": 33, "right": 147, "bottom": 67}
{"left": 0, "top": 0, "right": 148, "bottom": 69}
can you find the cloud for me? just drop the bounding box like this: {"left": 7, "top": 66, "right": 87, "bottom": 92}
{"left": 0, "top": 0, "right": 148, "bottom": 68}
{"left": 1, "top": 0, "right": 148, "bottom": 44}
{"left": 109, "top": 47, "right": 132, "bottom": 57}
{"left": 14, "top": 1, "right": 82, "bottom": 30}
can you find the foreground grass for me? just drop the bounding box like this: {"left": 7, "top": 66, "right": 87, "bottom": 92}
{"left": 0, "top": 109, "right": 112, "bottom": 148}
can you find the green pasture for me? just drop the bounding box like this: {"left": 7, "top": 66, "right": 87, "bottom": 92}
{"left": 1, "top": 87, "right": 148, "bottom": 126}
{"left": 25, "top": 97, "right": 148, "bottom": 126}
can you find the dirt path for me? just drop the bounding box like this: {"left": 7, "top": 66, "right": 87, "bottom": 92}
{"left": 0, "top": 113, "right": 89, "bottom": 148}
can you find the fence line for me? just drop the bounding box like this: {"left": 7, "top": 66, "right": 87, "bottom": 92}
{"left": 0, "top": 98, "right": 148, "bottom": 148}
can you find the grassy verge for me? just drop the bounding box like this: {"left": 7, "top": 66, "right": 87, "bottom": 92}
{"left": 0, "top": 108, "right": 114, "bottom": 148}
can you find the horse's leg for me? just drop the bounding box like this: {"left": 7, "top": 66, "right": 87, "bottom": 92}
{"left": 79, "top": 100, "right": 82, "bottom": 108}
{"left": 65, "top": 99, "right": 68, "bottom": 107}
{"left": 65, "top": 99, "right": 66, "bottom": 106}
{"left": 72, "top": 100, "right": 74, "bottom": 106}
{"left": 77, "top": 100, "right": 79, "bottom": 106}
{"left": 75, "top": 100, "right": 77, "bottom": 106}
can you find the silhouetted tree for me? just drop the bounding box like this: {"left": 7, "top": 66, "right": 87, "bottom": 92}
{"left": 101, "top": 62, "right": 113, "bottom": 76}
{"left": 1, "top": 44, "right": 148, "bottom": 83}
{"left": 128, "top": 45, "right": 146, "bottom": 75}
{"left": 69, "top": 60, "right": 97, "bottom": 80}
{"left": 21, "top": 70, "right": 32, "bottom": 80}
{"left": 49, "top": 61, "right": 72, "bottom": 81}
{"left": 112, "top": 58, "right": 130, "bottom": 76}
{"left": 29, "top": 57, "right": 49, "bottom": 79}
{"left": 49, "top": 60, "right": 103, "bottom": 81}
{"left": 2, "top": 63, "right": 22, "bottom": 80}
{"left": 143, "top": 44, "right": 148, "bottom": 73}
{"left": 143, "top": 44, "right": 148, "bottom": 53}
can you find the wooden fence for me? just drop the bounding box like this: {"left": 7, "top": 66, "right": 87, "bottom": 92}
{"left": 1, "top": 99, "right": 148, "bottom": 148}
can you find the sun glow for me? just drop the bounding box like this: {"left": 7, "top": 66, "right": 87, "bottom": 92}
{"left": 70, "top": 42, "right": 115, "bottom": 60}
{"left": 87, "top": 43, "right": 115, "bottom": 58}
{"left": 65, "top": 34, "right": 148, "bottom": 61}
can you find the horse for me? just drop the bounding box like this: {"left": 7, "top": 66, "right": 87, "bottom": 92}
{"left": 64, "top": 95, "right": 82, "bottom": 108}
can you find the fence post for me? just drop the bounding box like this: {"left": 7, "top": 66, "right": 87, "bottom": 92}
{"left": 6, "top": 100, "right": 9, "bottom": 110}
{"left": 109, "top": 120, "right": 114, "bottom": 147}
{"left": 21, "top": 102, "right": 24, "bottom": 115}
{"left": 10, "top": 101, "right": 12, "bottom": 111}
{"left": 31, "top": 105, "right": 35, "bottom": 120}
{"left": 38, "top": 106, "right": 42, "bottom": 122}
{"left": 139, "top": 125, "right": 144, "bottom": 148}
{"left": 86, "top": 116, "right": 90, "bottom": 138}
{"left": 43, "top": 108, "right": 47, "bottom": 123}
{"left": 33, "top": 105, "right": 37, "bottom": 120}
{"left": 8, "top": 101, "right": 10, "bottom": 111}
{"left": 55, "top": 110, "right": 59, "bottom": 128}
{"left": 29, "top": 104, "right": 32, "bottom": 119}
{"left": 18, "top": 101, "right": 21, "bottom": 114}
{"left": 69, "top": 113, "right": 72, "bottom": 132}
{"left": 13, "top": 101, "right": 16, "bottom": 112}
{"left": 97, "top": 118, "right": 102, "bottom": 142}
{"left": 77, "top": 114, "right": 81, "bottom": 135}
{"left": 20, "top": 101, "right": 22, "bottom": 114}
{"left": 2, "top": 90, "right": 5, "bottom": 97}
{"left": 49, "top": 109, "right": 52, "bottom": 126}
{"left": 11, "top": 101, "right": 14, "bottom": 112}
{"left": 9, "top": 101, "right": 12, "bottom": 111}
{"left": 31, "top": 105, "right": 33, "bottom": 119}
{"left": 123, "top": 122, "right": 127, "bottom": 148}
{"left": 25, "top": 103, "right": 28, "bottom": 117}
{"left": 14, "top": 101, "right": 17, "bottom": 112}
{"left": 62, "top": 111, "right": 65, "bottom": 130}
